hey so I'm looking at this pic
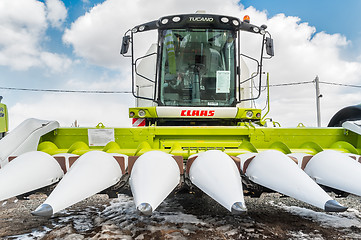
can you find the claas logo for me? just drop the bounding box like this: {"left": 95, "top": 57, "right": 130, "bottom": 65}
{"left": 181, "top": 110, "right": 215, "bottom": 117}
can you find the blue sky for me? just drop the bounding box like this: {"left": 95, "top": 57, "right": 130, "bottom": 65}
{"left": 51, "top": 0, "right": 361, "bottom": 57}
{"left": 242, "top": 0, "right": 361, "bottom": 58}
{"left": 243, "top": 0, "right": 361, "bottom": 37}
{"left": 0, "top": 0, "right": 360, "bottom": 128}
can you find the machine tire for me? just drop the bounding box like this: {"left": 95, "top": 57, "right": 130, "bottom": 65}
{"left": 328, "top": 105, "right": 361, "bottom": 127}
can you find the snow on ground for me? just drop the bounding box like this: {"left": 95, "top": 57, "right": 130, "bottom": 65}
{"left": 92, "top": 194, "right": 208, "bottom": 239}
{"left": 280, "top": 204, "right": 361, "bottom": 228}
{"left": 285, "top": 206, "right": 361, "bottom": 228}
{"left": 4, "top": 227, "right": 52, "bottom": 240}
{"left": 273, "top": 200, "right": 361, "bottom": 239}
{"left": 2, "top": 193, "right": 361, "bottom": 239}
{"left": 2, "top": 194, "right": 209, "bottom": 240}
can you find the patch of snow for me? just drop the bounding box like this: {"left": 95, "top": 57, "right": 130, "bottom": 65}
{"left": 224, "top": 228, "right": 238, "bottom": 236}
{"left": 101, "top": 194, "right": 205, "bottom": 225}
{"left": 3, "top": 226, "right": 51, "bottom": 240}
{"left": 275, "top": 202, "right": 361, "bottom": 228}
{"left": 288, "top": 230, "right": 324, "bottom": 240}
{"left": 158, "top": 212, "right": 205, "bottom": 224}
{"left": 63, "top": 233, "right": 85, "bottom": 240}
{"left": 135, "top": 233, "right": 145, "bottom": 240}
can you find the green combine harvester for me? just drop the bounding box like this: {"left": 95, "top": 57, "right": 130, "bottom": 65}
{"left": 0, "top": 12, "right": 361, "bottom": 217}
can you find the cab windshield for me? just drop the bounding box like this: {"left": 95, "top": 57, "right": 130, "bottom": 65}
{"left": 159, "top": 29, "right": 236, "bottom": 106}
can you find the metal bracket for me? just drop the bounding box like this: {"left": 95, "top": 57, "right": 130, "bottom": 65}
{"left": 342, "top": 121, "right": 361, "bottom": 135}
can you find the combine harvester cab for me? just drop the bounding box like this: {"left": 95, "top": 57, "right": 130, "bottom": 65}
{"left": 1, "top": 12, "right": 361, "bottom": 217}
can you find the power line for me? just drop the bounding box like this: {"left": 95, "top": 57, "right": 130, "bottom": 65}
{"left": 319, "top": 81, "right": 361, "bottom": 88}
{"left": 0, "top": 80, "right": 360, "bottom": 94}
{"left": 264, "top": 80, "right": 361, "bottom": 88}
{"left": 0, "top": 86, "right": 132, "bottom": 94}
{"left": 268, "top": 81, "right": 314, "bottom": 87}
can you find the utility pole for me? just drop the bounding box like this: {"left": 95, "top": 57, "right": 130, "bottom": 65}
{"left": 314, "top": 76, "right": 322, "bottom": 127}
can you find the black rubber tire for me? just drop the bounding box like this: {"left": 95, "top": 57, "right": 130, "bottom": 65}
{"left": 328, "top": 104, "right": 361, "bottom": 127}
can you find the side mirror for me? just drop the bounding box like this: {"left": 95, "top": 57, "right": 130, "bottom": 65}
{"left": 120, "top": 35, "right": 131, "bottom": 55}
{"left": 265, "top": 37, "right": 274, "bottom": 57}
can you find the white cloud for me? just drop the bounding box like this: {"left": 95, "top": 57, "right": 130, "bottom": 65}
{"left": 45, "top": 0, "right": 67, "bottom": 29}
{"left": 9, "top": 93, "right": 133, "bottom": 129}
{"left": 62, "top": 0, "right": 245, "bottom": 69}
{"left": 65, "top": 72, "right": 131, "bottom": 92}
{"left": 261, "top": 13, "right": 361, "bottom": 126}
{"left": 0, "top": 0, "right": 47, "bottom": 31}
{"left": 40, "top": 52, "right": 72, "bottom": 73}
{"left": 0, "top": 0, "right": 71, "bottom": 72}
{"left": 0, "top": 0, "right": 46, "bottom": 70}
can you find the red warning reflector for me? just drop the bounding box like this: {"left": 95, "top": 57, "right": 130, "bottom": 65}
{"left": 243, "top": 15, "right": 250, "bottom": 23}
{"left": 132, "top": 118, "right": 146, "bottom": 127}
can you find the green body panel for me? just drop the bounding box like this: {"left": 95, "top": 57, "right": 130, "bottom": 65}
{"left": 129, "top": 107, "right": 157, "bottom": 118}
{"left": 235, "top": 108, "right": 261, "bottom": 120}
{"left": 38, "top": 125, "right": 361, "bottom": 158}
{"left": 0, "top": 103, "right": 8, "bottom": 134}
{"left": 128, "top": 107, "right": 261, "bottom": 121}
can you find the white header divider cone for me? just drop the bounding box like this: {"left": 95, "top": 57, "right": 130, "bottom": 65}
{"left": 239, "top": 150, "right": 346, "bottom": 212}
{"left": 0, "top": 119, "right": 59, "bottom": 168}
{"left": 129, "top": 151, "right": 180, "bottom": 215}
{"left": 0, "top": 151, "right": 64, "bottom": 201}
{"left": 32, "top": 151, "right": 123, "bottom": 217}
{"left": 301, "top": 150, "right": 361, "bottom": 197}
{"left": 188, "top": 150, "right": 246, "bottom": 214}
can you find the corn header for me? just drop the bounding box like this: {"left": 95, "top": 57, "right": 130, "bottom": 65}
{"left": 1, "top": 12, "right": 361, "bottom": 217}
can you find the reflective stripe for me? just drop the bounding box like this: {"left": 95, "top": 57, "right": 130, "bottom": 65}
{"left": 132, "top": 118, "right": 146, "bottom": 127}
